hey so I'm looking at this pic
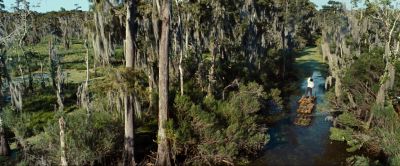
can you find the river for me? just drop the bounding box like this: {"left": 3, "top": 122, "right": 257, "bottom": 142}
{"left": 251, "top": 47, "right": 354, "bottom": 166}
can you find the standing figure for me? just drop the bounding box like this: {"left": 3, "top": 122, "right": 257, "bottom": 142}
{"left": 306, "top": 77, "right": 314, "bottom": 97}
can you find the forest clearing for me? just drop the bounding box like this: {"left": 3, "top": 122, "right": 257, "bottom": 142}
{"left": 1, "top": 0, "right": 400, "bottom": 165}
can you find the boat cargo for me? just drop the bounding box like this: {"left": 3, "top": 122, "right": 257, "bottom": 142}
{"left": 297, "top": 96, "right": 316, "bottom": 114}
{"left": 293, "top": 114, "right": 312, "bottom": 126}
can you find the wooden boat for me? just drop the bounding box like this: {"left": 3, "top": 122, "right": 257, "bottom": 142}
{"left": 297, "top": 96, "right": 316, "bottom": 114}
{"left": 293, "top": 114, "right": 312, "bottom": 126}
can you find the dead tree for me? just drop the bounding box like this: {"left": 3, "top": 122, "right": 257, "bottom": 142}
{"left": 56, "top": 65, "right": 67, "bottom": 166}
{"left": 56, "top": 66, "right": 65, "bottom": 112}
{"left": 59, "top": 117, "right": 67, "bottom": 166}
{"left": 222, "top": 79, "right": 240, "bottom": 100}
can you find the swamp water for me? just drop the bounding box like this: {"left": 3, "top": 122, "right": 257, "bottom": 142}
{"left": 251, "top": 48, "right": 354, "bottom": 166}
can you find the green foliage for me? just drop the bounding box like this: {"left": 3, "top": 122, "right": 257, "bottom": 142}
{"left": 343, "top": 49, "right": 385, "bottom": 105}
{"left": 1, "top": 106, "right": 56, "bottom": 140}
{"left": 269, "top": 88, "right": 284, "bottom": 110}
{"left": 1, "top": 0, "right": 320, "bottom": 165}
{"left": 330, "top": 127, "right": 365, "bottom": 152}
{"left": 92, "top": 67, "right": 148, "bottom": 99}
{"left": 336, "top": 112, "right": 363, "bottom": 128}
{"left": 346, "top": 155, "right": 370, "bottom": 166}
{"left": 332, "top": 49, "right": 400, "bottom": 163}
{"left": 390, "top": 60, "right": 400, "bottom": 98}
{"left": 371, "top": 105, "right": 400, "bottom": 158}
{"left": 27, "top": 110, "right": 123, "bottom": 165}
{"left": 330, "top": 127, "right": 354, "bottom": 142}
{"left": 16, "top": 161, "right": 28, "bottom": 166}
{"left": 1, "top": 108, "right": 30, "bottom": 144}
{"left": 172, "top": 83, "right": 269, "bottom": 164}
{"left": 389, "top": 155, "right": 400, "bottom": 166}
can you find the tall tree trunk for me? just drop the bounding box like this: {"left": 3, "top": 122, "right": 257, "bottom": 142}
{"left": 76, "top": 40, "right": 91, "bottom": 116}
{"left": 24, "top": 53, "right": 33, "bottom": 92}
{"left": 207, "top": 40, "right": 216, "bottom": 97}
{"left": 0, "top": 55, "right": 11, "bottom": 147}
{"left": 125, "top": 1, "right": 136, "bottom": 69}
{"left": 156, "top": 0, "right": 171, "bottom": 165}
{"left": 179, "top": 47, "right": 184, "bottom": 96}
{"left": 123, "top": 0, "right": 137, "bottom": 165}
{"left": 59, "top": 117, "right": 67, "bottom": 166}
{"left": 124, "top": 93, "right": 136, "bottom": 166}
{"left": 376, "top": 14, "right": 400, "bottom": 106}
{"left": 0, "top": 117, "right": 10, "bottom": 156}
{"left": 177, "top": 11, "right": 184, "bottom": 96}
{"left": 40, "top": 62, "right": 45, "bottom": 89}
{"left": 376, "top": 41, "right": 395, "bottom": 106}
{"left": 149, "top": 0, "right": 161, "bottom": 109}
{"left": 49, "top": 39, "right": 57, "bottom": 90}
{"left": 56, "top": 66, "right": 64, "bottom": 112}
{"left": 85, "top": 41, "right": 90, "bottom": 91}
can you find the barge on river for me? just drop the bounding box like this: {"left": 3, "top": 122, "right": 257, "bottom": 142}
{"left": 294, "top": 96, "right": 316, "bottom": 126}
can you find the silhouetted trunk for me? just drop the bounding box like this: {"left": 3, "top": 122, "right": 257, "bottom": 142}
{"left": 49, "top": 39, "right": 58, "bottom": 90}
{"left": 123, "top": 0, "right": 137, "bottom": 165}
{"left": 40, "top": 62, "right": 45, "bottom": 89}
{"left": 0, "top": 117, "right": 10, "bottom": 156}
{"left": 156, "top": 0, "right": 172, "bottom": 165}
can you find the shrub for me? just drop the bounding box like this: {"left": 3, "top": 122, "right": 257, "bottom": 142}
{"left": 342, "top": 48, "right": 385, "bottom": 106}
{"left": 389, "top": 155, "right": 400, "bottom": 166}
{"left": 172, "top": 82, "right": 269, "bottom": 165}
{"left": 346, "top": 155, "right": 370, "bottom": 166}
{"left": 26, "top": 110, "right": 123, "bottom": 165}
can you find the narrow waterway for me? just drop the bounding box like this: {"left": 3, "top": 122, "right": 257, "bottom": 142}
{"left": 251, "top": 47, "right": 353, "bottom": 166}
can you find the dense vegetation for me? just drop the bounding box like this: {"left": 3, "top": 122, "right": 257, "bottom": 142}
{"left": 320, "top": 0, "right": 400, "bottom": 165}
{"left": 0, "top": 0, "right": 399, "bottom": 165}
{"left": 0, "top": 0, "right": 317, "bottom": 165}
